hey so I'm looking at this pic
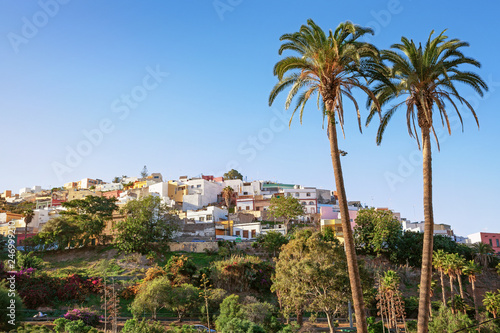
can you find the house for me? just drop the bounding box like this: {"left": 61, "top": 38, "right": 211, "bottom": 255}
{"left": 282, "top": 186, "right": 318, "bottom": 214}
{"left": 186, "top": 206, "right": 227, "bottom": 223}
{"left": 320, "top": 218, "right": 344, "bottom": 242}
{"left": 96, "top": 183, "right": 123, "bottom": 192}
{"left": 402, "top": 220, "right": 454, "bottom": 236}
{"left": 78, "top": 178, "right": 105, "bottom": 189}
{"left": 467, "top": 232, "right": 500, "bottom": 254}
{"left": 181, "top": 178, "right": 224, "bottom": 211}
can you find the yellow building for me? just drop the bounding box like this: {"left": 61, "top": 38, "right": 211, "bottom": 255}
{"left": 64, "top": 182, "right": 78, "bottom": 189}
{"left": 215, "top": 220, "right": 234, "bottom": 236}
{"left": 320, "top": 219, "right": 344, "bottom": 243}
{"left": 168, "top": 181, "right": 188, "bottom": 203}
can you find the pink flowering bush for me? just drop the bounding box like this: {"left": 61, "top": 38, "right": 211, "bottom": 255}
{"left": 64, "top": 308, "right": 100, "bottom": 327}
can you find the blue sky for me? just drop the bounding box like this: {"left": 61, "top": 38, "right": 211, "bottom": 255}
{"left": 1, "top": 0, "right": 499, "bottom": 236}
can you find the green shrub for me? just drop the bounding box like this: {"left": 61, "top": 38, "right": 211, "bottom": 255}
{"left": 10, "top": 323, "right": 53, "bottom": 332}
{"left": 367, "top": 316, "right": 384, "bottom": 333}
{"left": 16, "top": 251, "right": 44, "bottom": 270}
{"left": 122, "top": 319, "right": 166, "bottom": 333}
{"left": 428, "top": 305, "right": 473, "bottom": 333}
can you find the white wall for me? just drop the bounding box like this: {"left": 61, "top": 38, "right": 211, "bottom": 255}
{"left": 182, "top": 179, "right": 223, "bottom": 211}
{"left": 232, "top": 222, "right": 261, "bottom": 239}
{"left": 96, "top": 183, "right": 123, "bottom": 192}
{"left": 186, "top": 206, "right": 228, "bottom": 222}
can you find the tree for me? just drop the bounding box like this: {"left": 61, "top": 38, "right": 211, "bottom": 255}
{"left": 432, "top": 250, "right": 448, "bottom": 306}
{"left": 39, "top": 216, "right": 82, "bottom": 249}
{"left": 112, "top": 177, "right": 121, "bottom": 184}
{"left": 23, "top": 209, "right": 34, "bottom": 251}
{"left": 164, "top": 255, "right": 197, "bottom": 286}
{"left": 141, "top": 165, "right": 149, "bottom": 178}
{"left": 471, "top": 242, "right": 495, "bottom": 267}
{"left": 272, "top": 230, "right": 373, "bottom": 332}
{"left": 166, "top": 284, "right": 200, "bottom": 322}
{"left": 269, "top": 19, "right": 384, "bottom": 333}
{"left": 483, "top": 290, "right": 500, "bottom": 318}
{"left": 131, "top": 276, "right": 171, "bottom": 319}
{"left": 114, "top": 195, "right": 180, "bottom": 254}
{"left": 61, "top": 196, "right": 118, "bottom": 246}
{"left": 254, "top": 231, "right": 288, "bottom": 257}
{"left": 222, "top": 186, "right": 234, "bottom": 208}
{"left": 366, "top": 31, "right": 488, "bottom": 333}
{"left": 353, "top": 208, "right": 402, "bottom": 257}
{"left": 223, "top": 169, "right": 243, "bottom": 180}
{"left": 268, "top": 195, "right": 304, "bottom": 232}
{"left": 462, "top": 260, "right": 481, "bottom": 319}
{"left": 376, "top": 270, "right": 407, "bottom": 332}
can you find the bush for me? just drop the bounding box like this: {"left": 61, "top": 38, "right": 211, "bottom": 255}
{"left": 10, "top": 323, "right": 53, "bottom": 332}
{"left": 16, "top": 252, "right": 44, "bottom": 270}
{"left": 53, "top": 318, "right": 98, "bottom": 333}
{"left": 367, "top": 316, "right": 384, "bottom": 333}
{"left": 122, "top": 319, "right": 166, "bottom": 333}
{"left": 428, "top": 305, "right": 473, "bottom": 333}
{"left": 63, "top": 309, "right": 100, "bottom": 327}
{"left": 221, "top": 318, "right": 265, "bottom": 333}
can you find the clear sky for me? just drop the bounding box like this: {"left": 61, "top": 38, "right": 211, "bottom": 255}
{"left": 1, "top": 0, "right": 499, "bottom": 236}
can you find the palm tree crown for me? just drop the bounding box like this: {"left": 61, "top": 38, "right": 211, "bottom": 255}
{"left": 367, "top": 30, "right": 488, "bottom": 148}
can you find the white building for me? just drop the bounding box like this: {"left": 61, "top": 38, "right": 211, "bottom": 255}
{"left": 182, "top": 178, "right": 224, "bottom": 211}
{"left": 232, "top": 222, "right": 261, "bottom": 239}
{"left": 283, "top": 186, "right": 318, "bottom": 214}
{"left": 149, "top": 182, "right": 175, "bottom": 207}
{"left": 96, "top": 183, "right": 123, "bottom": 192}
{"left": 223, "top": 180, "right": 262, "bottom": 196}
{"left": 186, "top": 206, "right": 228, "bottom": 223}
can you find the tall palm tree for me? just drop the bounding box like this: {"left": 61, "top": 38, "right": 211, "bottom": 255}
{"left": 432, "top": 250, "right": 448, "bottom": 306}
{"left": 452, "top": 254, "right": 465, "bottom": 299}
{"left": 366, "top": 31, "right": 488, "bottom": 332}
{"left": 23, "top": 209, "right": 34, "bottom": 252}
{"left": 269, "top": 19, "right": 384, "bottom": 333}
{"left": 463, "top": 260, "right": 482, "bottom": 319}
{"left": 221, "top": 186, "right": 234, "bottom": 209}
{"left": 443, "top": 253, "right": 457, "bottom": 298}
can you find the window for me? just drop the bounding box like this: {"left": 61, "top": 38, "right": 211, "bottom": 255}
{"left": 243, "top": 192, "right": 248, "bottom": 195}
{"left": 199, "top": 217, "right": 205, "bottom": 222}
{"left": 489, "top": 239, "right": 493, "bottom": 246}
{"left": 251, "top": 230, "right": 256, "bottom": 238}
{"left": 301, "top": 202, "right": 306, "bottom": 205}
{"left": 246, "top": 206, "right": 250, "bottom": 210}
{"left": 238, "top": 207, "right": 242, "bottom": 211}
{"left": 497, "top": 239, "right": 499, "bottom": 247}
{"left": 235, "top": 230, "right": 240, "bottom": 236}
{"left": 197, "top": 185, "right": 201, "bottom": 188}
{"left": 243, "top": 230, "right": 249, "bottom": 238}
{"left": 295, "top": 193, "right": 299, "bottom": 197}
{"left": 206, "top": 215, "right": 212, "bottom": 220}
{"left": 309, "top": 201, "right": 314, "bottom": 205}
{"left": 306, "top": 192, "right": 311, "bottom": 197}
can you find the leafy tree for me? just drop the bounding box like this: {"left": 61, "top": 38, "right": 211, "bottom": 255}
{"left": 221, "top": 186, "right": 234, "bottom": 208}
{"left": 272, "top": 230, "right": 373, "bottom": 332}
{"left": 215, "top": 294, "right": 243, "bottom": 332}
{"left": 269, "top": 19, "right": 384, "bottom": 333}
{"left": 354, "top": 208, "right": 402, "bottom": 257}
{"left": 223, "top": 169, "right": 243, "bottom": 180}
{"left": 61, "top": 196, "right": 118, "bottom": 246}
{"left": 471, "top": 242, "right": 495, "bottom": 267}
{"left": 115, "top": 195, "right": 180, "bottom": 254}
{"left": 166, "top": 284, "right": 200, "bottom": 322}
{"left": 367, "top": 31, "right": 488, "bottom": 333}
{"left": 131, "top": 276, "right": 171, "bottom": 319}
{"left": 39, "top": 216, "right": 82, "bottom": 249}
{"left": 141, "top": 165, "right": 149, "bottom": 178}
{"left": 253, "top": 231, "right": 288, "bottom": 257}
{"left": 268, "top": 196, "right": 304, "bottom": 232}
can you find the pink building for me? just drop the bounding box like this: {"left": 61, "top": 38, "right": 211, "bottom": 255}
{"left": 319, "top": 205, "right": 358, "bottom": 230}
{"left": 468, "top": 232, "right": 500, "bottom": 254}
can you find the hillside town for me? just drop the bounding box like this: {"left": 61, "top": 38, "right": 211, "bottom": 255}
{"left": 1, "top": 168, "right": 498, "bottom": 254}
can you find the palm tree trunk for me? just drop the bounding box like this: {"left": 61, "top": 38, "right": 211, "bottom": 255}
{"left": 449, "top": 276, "right": 454, "bottom": 297}
{"left": 471, "top": 280, "right": 479, "bottom": 320}
{"left": 417, "top": 127, "right": 434, "bottom": 333}
{"left": 327, "top": 114, "right": 367, "bottom": 333}
{"left": 439, "top": 270, "right": 446, "bottom": 307}
{"left": 457, "top": 275, "right": 464, "bottom": 299}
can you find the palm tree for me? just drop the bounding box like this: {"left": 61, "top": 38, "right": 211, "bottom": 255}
{"left": 23, "top": 209, "right": 34, "bottom": 252}
{"left": 472, "top": 242, "right": 495, "bottom": 267}
{"left": 463, "top": 260, "right": 482, "bottom": 319}
{"left": 452, "top": 254, "right": 465, "bottom": 299}
{"left": 483, "top": 290, "right": 500, "bottom": 318}
{"left": 269, "top": 19, "right": 384, "bottom": 333}
{"left": 221, "top": 186, "right": 234, "bottom": 209}
{"left": 443, "top": 253, "right": 457, "bottom": 297}
{"left": 366, "top": 31, "right": 488, "bottom": 332}
{"left": 432, "top": 250, "right": 448, "bottom": 306}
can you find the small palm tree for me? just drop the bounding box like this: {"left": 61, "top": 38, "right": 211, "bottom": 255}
{"left": 221, "top": 186, "right": 234, "bottom": 209}
{"left": 472, "top": 242, "right": 495, "bottom": 267}
{"left": 463, "top": 260, "right": 482, "bottom": 319}
{"left": 452, "top": 254, "right": 466, "bottom": 299}
{"left": 269, "top": 19, "right": 385, "bottom": 333}
{"left": 483, "top": 290, "right": 500, "bottom": 318}
{"left": 367, "top": 30, "right": 488, "bottom": 333}
{"left": 432, "top": 250, "right": 448, "bottom": 306}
